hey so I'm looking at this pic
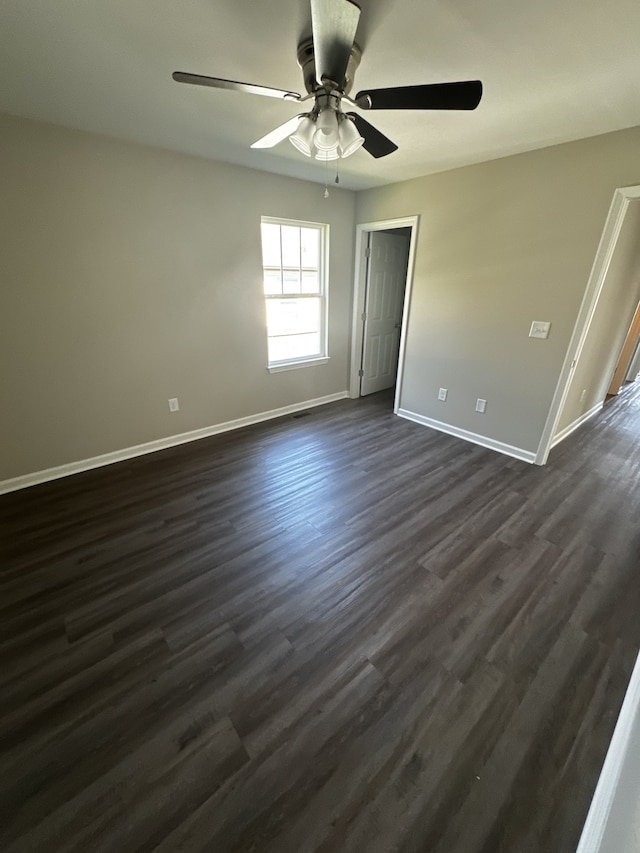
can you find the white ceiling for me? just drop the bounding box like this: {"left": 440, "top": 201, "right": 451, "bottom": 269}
{"left": 1, "top": 0, "right": 639, "bottom": 191}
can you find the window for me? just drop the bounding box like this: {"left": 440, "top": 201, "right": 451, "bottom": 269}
{"left": 260, "top": 218, "right": 328, "bottom": 369}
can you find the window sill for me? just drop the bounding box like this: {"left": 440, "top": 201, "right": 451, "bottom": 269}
{"left": 267, "top": 357, "right": 330, "bottom": 374}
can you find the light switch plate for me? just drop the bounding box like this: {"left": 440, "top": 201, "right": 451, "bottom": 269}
{"left": 529, "top": 321, "right": 551, "bottom": 339}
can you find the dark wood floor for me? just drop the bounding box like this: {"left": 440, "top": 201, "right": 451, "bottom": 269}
{"left": 2, "top": 384, "right": 640, "bottom": 853}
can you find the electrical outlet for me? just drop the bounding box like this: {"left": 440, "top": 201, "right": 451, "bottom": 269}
{"left": 168, "top": 398, "right": 179, "bottom": 412}
{"left": 438, "top": 388, "right": 448, "bottom": 402}
{"left": 475, "top": 398, "right": 487, "bottom": 413}
{"left": 579, "top": 389, "right": 587, "bottom": 403}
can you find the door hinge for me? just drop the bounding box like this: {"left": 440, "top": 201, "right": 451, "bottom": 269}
{"left": 365, "top": 247, "right": 371, "bottom": 258}
{"left": 358, "top": 369, "right": 364, "bottom": 377}
{"left": 361, "top": 312, "right": 367, "bottom": 321}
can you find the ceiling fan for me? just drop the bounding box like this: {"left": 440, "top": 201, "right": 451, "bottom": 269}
{"left": 173, "top": 0, "right": 482, "bottom": 162}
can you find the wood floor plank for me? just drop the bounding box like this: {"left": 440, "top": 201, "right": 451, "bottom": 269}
{"left": 2, "top": 383, "right": 640, "bottom": 851}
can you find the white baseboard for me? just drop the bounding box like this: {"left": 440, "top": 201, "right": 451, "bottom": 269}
{"left": 396, "top": 408, "right": 536, "bottom": 464}
{"left": 550, "top": 402, "right": 603, "bottom": 449}
{"left": 576, "top": 649, "right": 640, "bottom": 853}
{"left": 0, "top": 391, "right": 349, "bottom": 495}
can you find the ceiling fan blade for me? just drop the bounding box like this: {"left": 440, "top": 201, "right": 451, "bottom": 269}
{"left": 251, "top": 115, "right": 305, "bottom": 149}
{"left": 310, "top": 0, "right": 361, "bottom": 88}
{"left": 356, "top": 80, "right": 483, "bottom": 111}
{"left": 172, "top": 71, "right": 301, "bottom": 102}
{"left": 346, "top": 113, "right": 397, "bottom": 159}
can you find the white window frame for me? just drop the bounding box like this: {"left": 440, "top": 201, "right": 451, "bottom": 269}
{"left": 260, "top": 216, "right": 330, "bottom": 372}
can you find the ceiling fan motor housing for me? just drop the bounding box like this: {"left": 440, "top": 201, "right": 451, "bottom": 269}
{"left": 296, "top": 36, "right": 362, "bottom": 95}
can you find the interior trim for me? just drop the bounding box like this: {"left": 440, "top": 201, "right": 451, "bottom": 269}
{"left": 397, "top": 408, "right": 537, "bottom": 464}
{"left": 549, "top": 401, "right": 603, "bottom": 449}
{"left": 576, "top": 649, "right": 640, "bottom": 853}
{"left": 267, "top": 356, "right": 331, "bottom": 373}
{"left": 0, "top": 391, "right": 349, "bottom": 495}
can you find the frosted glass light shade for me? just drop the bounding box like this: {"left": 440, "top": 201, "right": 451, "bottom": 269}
{"left": 289, "top": 116, "right": 316, "bottom": 157}
{"left": 313, "top": 109, "right": 339, "bottom": 151}
{"left": 314, "top": 146, "right": 340, "bottom": 161}
{"left": 339, "top": 116, "right": 364, "bottom": 157}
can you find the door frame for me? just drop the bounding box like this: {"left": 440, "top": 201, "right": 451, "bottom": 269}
{"left": 349, "top": 216, "right": 419, "bottom": 409}
{"left": 607, "top": 299, "right": 640, "bottom": 395}
{"left": 535, "top": 184, "right": 640, "bottom": 464}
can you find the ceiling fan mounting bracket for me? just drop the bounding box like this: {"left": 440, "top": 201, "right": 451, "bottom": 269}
{"left": 296, "top": 36, "right": 362, "bottom": 96}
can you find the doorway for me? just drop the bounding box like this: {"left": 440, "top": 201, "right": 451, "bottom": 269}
{"left": 606, "top": 298, "right": 640, "bottom": 396}
{"left": 349, "top": 216, "right": 419, "bottom": 409}
{"left": 536, "top": 184, "right": 640, "bottom": 463}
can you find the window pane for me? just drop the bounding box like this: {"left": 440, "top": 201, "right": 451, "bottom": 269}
{"left": 301, "top": 269, "right": 319, "bottom": 294}
{"left": 300, "top": 227, "right": 319, "bottom": 269}
{"left": 282, "top": 268, "right": 301, "bottom": 294}
{"left": 281, "top": 226, "right": 301, "bottom": 268}
{"left": 261, "top": 218, "right": 326, "bottom": 366}
{"left": 268, "top": 332, "right": 321, "bottom": 363}
{"left": 263, "top": 268, "right": 282, "bottom": 295}
{"left": 266, "top": 297, "right": 320, "bottom": 338}
{"left": 261, "top": 222, "right": 281, "bottom": 268}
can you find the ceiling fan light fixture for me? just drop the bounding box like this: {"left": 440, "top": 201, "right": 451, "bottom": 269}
{"left": 173, "top": 0, "right": 482, "bottom": 169}
{"left": 288, "top": 115, "right": 316, "bottom": 156}
{"left": 338, "top": 114, "right": 364, "bottom": 157}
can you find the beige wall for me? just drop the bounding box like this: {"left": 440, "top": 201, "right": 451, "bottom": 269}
{"left": 356, "top": 127, "right": 640, "bottom": 456}
{"left": 0, "top": 113, "right": 355, "bottom": 481}
{"left": 555, "top": 200, "right": 640, "bottom": 435}
{"left": 3, "top": 111, "right": 640, "bottom": 484}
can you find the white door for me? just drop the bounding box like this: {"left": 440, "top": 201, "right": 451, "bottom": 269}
{"left": 360, "top": 231, "right": 410, "bottom": 395}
